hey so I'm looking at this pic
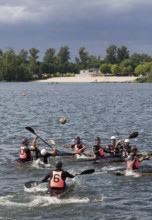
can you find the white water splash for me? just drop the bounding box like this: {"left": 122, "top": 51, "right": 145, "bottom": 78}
{"left": 31, "top": 159, "right": 51, "bottom": 169}
{"left": 125, "top": 170, "right": 141, "bottom": 177}
{"left": 24, "top": 182, "right": 48, "bottom": 193}
{"left": 93, "top": 194, "right": 107, "bottom": 202}
{"left": 0, "top": 194, "right": 90, "bottom": 208}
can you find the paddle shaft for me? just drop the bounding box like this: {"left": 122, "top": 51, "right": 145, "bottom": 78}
{"left": 25, "top": 127, "right": 54, "bottom": 150}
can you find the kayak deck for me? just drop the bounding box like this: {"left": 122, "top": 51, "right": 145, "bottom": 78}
{"left": 46, "top": 184, "right": 74, "bottom": 198}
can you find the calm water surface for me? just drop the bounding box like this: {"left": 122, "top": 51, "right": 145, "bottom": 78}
{"left": 0, "top": 82, "right": 152, "bottom": 220}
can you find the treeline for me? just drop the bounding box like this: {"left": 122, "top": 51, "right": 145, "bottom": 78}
{"left": 0, "top": 44, "right": 152, "bottom": 82}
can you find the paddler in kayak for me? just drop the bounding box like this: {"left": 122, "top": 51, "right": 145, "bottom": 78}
{"left": 18, "top": 138, "right": 31, "bottom": 162}
{"left": 41, "top": 161, "right": 75, "bottom": 195}
{"left": 66, "top": 136, "right": 86, "bottom": 155}
{"left": 114, "top": 139, "right": 133, "bottom": 158}
{"left": 105, "top": 136, "right": 118, "bottom": 155}
{"left": 40, "top": 148, "right": 57, "bottom": 164}
{"left": 126, "top": 148, "right": 149, "bottom": 171}
{"left": 92, "top": 137, "right": 106, "bottom": 159}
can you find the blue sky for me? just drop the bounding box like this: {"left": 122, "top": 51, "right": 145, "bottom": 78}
{"left": 0, "top": 0, "right": 152, "bottom": 60}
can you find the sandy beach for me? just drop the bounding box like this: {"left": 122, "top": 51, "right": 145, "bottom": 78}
{"left": 36, "top": 75, "right": 138, "bottom": 83}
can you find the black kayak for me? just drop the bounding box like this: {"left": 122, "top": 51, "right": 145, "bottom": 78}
{"left": 70, "top": 155, "right": 125, "bottom": 163}
{"left": 93, "top": 156, "right": 125, "bottom": 164}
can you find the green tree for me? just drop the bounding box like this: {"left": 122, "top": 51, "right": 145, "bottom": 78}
{"left": 15, "top": 63, "right": 32, "bottom": 81}
{"left": 105, "top": 44, "right": 117, "bottom": 64}
{"left": 142, "top": 62, "right": 152, "bottom": 76}
{"left": 56, "top": 46, "right": 70, "bottom": 73}
{"left": 134, "top": 64, "right": 143, "bottom": 76}
{"left": 122, "top": 65, "right": 133, "bottom": 74}
{"left": 76, "top": 47, "right": 89, "bottom": 69}
{"left": 87, "top": 55, "right": 102, "bottom": 68}
{"left": 18, "top": 49, "right": 28, "bottom": 64}
{"left": 111, "top": 64, "right": 121, "bottom": 75}
{"left": 130, "top": 53, "right": 152, "bottom": 68}
{"left": 117, "top": 46, "right": 129, "bottom": 64}
{"left": 42, "top": 48, "right": 56, "bottom": 74}
{"left": 3, "top": 49, "right": 18, "bottom": 81}
{"left": 28, "top": 48, "right": 40, "bottom": 75}
{"left": 43, "top": 48, "right": 56, "bottom": 64}
{"left": 100, "top": 64, "right": 111, "bottom": 74}
{"left": 0, "top": 55, "right": 4, "bottom": 80}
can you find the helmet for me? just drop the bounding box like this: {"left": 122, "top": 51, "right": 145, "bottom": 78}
{"left": 55, "top": 161, "right": 63, "bottom": 169}
{"left": 41, "top": 149, "right": 47, "bottom": 156}
{"left": 22, "top": 138, "right": 29, "bottom": 145}
{"left": 111, "top": 136, "right": 116, "bottom": 140}
{"left": 95, "top": 137, "right": 100, "bottom": 141}
{"left": 124, "top": 139, "right": 130, "bottom": 143}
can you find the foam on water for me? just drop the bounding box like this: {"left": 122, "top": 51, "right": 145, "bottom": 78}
{"left": 0, "top": 194, "right": 90, "bottom": 208}
{"left": 24, "top": 183, "right": 48, "bottom": 193}
{"left": 125, "top": 170, "right": 141, "bottom": 177}
{"left": 31, "top": 159, "right": 51, "bottom": 169}
{"left": 102, "top": 165, "right": 123, "bottom": 171}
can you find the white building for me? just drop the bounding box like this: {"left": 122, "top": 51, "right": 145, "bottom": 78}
{"left": 79, "top": 68, "right": 102, "bottom": 76}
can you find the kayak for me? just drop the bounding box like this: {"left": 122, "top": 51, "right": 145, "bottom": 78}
{"left": 93, "top": 156, "right": 125, "bottom": 164}
{"left": 56, "top": 151, "right": 76, "bottom": 156}
{"left": 115, "top": 167, "right": 152, "bottom": 176}
{"left": 24, "top": 181, "right": 74, "bottom": 198}
{"left": 47, "top": 184, "right": 74, "bottom": 198}
{"left": 71, "top": 155, "right": 125, "bottom": 163}
{"left": 72, "top": 155, "right": 125, "bottom": 164}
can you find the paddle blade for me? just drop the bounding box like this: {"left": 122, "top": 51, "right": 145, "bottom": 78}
{"left": 25, "top": 127, "right": 36, "bottom": 135}
{"left": 128, "top": 132, "right": 138, "bottom": 139}
{"left": 79, "top": 169, "right": 95, "bottom": 175}
{"left": 24, "top": 180, "right": 40, "bottom": 188}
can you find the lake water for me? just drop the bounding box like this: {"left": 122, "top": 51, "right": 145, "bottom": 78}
{"left": 0, "top": 82, "right": 152, "bottom": 220}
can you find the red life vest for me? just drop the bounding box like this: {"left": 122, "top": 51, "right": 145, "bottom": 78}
{"left": 50, "top": 171, "right": 64, "bottom": 188}
{"left": 133, "top": 158, "right": 139, "bottom": 169}
{"left": 93, "top": 147, "right": 105, "bottom": 158}
{"left": 74, "top": 144, "right": 81, "bottom": 154}
{"left": 99, "top": 148, "right": 104, "bottom": 156}
{"left": 19, "top": 146, "right": 27, "bottom": 159}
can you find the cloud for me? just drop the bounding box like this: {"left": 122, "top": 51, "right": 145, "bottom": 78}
{"left": 0, "top": 0, "right": 152, "bottom": 59}
{"left": 0, "top": 0, "right": 151, "bottom": 24}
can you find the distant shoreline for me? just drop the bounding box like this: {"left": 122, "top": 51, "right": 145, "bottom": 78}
{"left": 36, "top": 75, "right": 138, "bottom": 83}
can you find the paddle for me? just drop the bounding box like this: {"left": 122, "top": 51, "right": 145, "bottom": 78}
{"left": 24, "top": 169, "right": 95, "bottom": 189}
{"left": 76, "top": 168, "right": 95, "bottom": 175}
{"left": 128, "top": 131, "right": 138, "bottom": 139}
{"left": 26, "top": 127, "right": 76, "bottom": 156}
{"left": 25, "top": 126, "right": 54, "bottom": 150}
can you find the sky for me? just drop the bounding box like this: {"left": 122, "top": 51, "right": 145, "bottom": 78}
{"left": 0, "top": 0, "right": 152, "bottom": 61}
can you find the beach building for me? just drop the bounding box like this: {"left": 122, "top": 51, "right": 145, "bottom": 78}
{"left": 79, "top": 68, "right": 102, "bottom": 77}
